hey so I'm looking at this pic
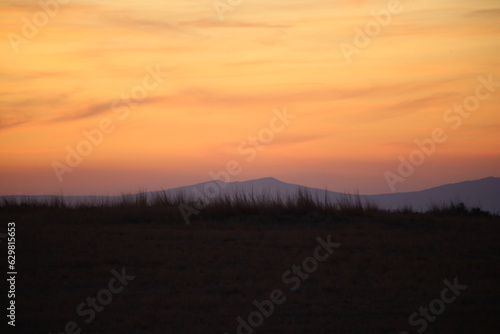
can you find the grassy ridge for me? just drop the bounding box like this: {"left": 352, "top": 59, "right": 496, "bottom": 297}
{"left": 0, "top": 189, "right": 494, "bottom": 225}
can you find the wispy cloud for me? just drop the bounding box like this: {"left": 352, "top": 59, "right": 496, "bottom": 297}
{"left": 0, "top": 118, "right": 29, "bottom": 130}
{"left": 48, "top": 95, "right": 169, "bottom": 123}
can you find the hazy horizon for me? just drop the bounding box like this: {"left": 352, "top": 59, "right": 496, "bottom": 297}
{"left": 1, "top": 175, "right": 498, "bottom": 198}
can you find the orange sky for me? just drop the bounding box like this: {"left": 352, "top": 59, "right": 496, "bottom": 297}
{"left": 1, "top": 0, "right": 500, "bottom": 195}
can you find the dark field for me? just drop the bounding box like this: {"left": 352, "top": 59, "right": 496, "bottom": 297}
{"left": 1, "top": 200, "right": 500, "bottom": 334}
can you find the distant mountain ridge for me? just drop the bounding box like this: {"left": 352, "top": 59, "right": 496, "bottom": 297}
{"left": 2, "top": 177, "right": 499, "bottom": 214}
{"left": 156, "top": 176, "right": 499, "bottom": 214}
{"left": 363, "top": 176, "right": 500, "bottom": 213}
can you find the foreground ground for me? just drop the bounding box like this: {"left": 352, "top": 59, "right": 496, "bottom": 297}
{"left": 1, "top": 206, "right": 500, "bottom": 333}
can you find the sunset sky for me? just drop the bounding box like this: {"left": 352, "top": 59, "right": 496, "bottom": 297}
{"left": 1, "top": 0, "right": 499, "bottom": 195}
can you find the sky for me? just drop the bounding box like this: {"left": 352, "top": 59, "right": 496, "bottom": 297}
{"left": 1, "top": 0, "right": 499, "bottom": 196}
